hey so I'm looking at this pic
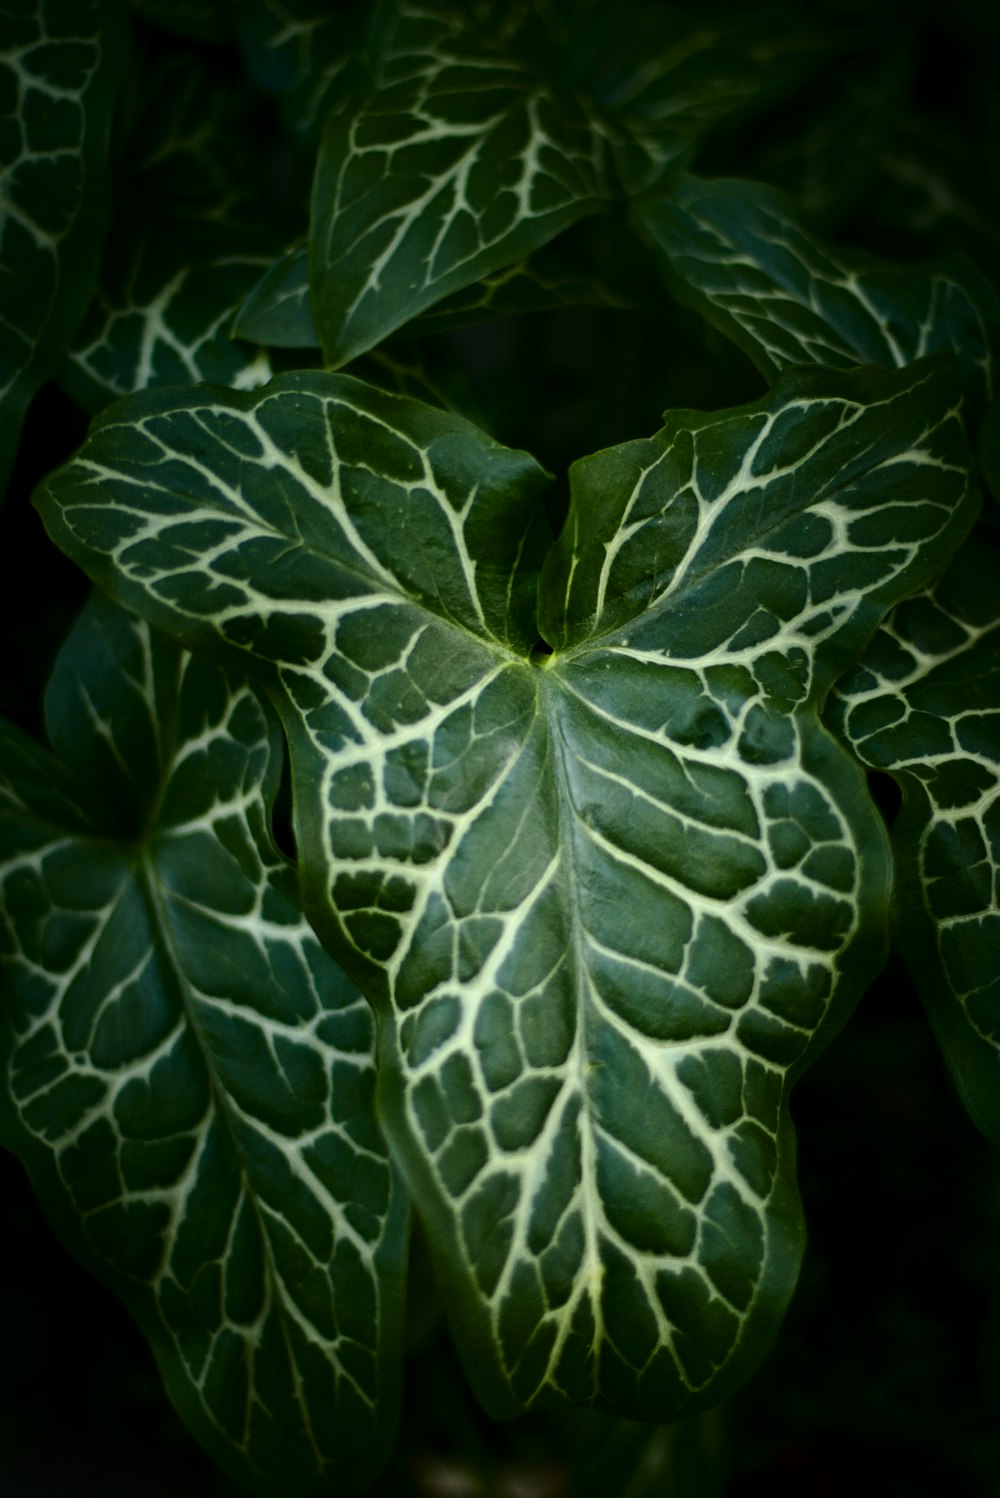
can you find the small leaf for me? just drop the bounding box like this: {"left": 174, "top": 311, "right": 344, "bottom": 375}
{"left": 34, "top": 359, "right": 975, "bottom": 1420}
{"left": 0, "top": 0, "right": 128, "bottom": 496}
{"left": 827, "top": 532, "right": 1000, "bottom": 1146}
{"left": 636, "top": 174, "right": 999, "bottom": 418}
{"left": 309, "top": 2, "right": 609, "bottom": 366}
{"left": 0, "top": 591, "right": 407, "bottom": 1497}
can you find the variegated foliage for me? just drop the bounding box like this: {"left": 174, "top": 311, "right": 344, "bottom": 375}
{"left": 34, "top": 357, "right": 975, "bottom": 1421}
{"left": 828, "top": 531, "right": 1000, "bottom": 1146}
{"left": 0, "top": 591, "right": 406, "bottom": 1497}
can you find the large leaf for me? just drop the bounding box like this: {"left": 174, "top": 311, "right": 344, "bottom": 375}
{"left": 636, "top": 174, "right": 999, "bottom": 418}
{"left": 827, "top": 531, "right": 1000, "bottom": 1145}
{"left": 0, "top": 591, "right": 407, "bottom": 1496}
{"left": 34, "top": 359, "right": 975, "bottom": 1420}
{"left": 309, "top": 1, "right": 610, "bottom": 367}
{"left": 0, "top": 0, "right": 127, "bottom": 496}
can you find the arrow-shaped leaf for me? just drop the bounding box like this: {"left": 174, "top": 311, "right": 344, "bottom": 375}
{"left": 34, "top": 359, "right": 975, "bottom": 1420}
{"left": 0, "top": 590, "right": 407, "bottom": 1497}
{"left": 827, "top": 531, "right": 1000, "bottom": 1146}
{"left": 0, "top": 0, "right": 127, "bottom": 496}
{"left": 635, "top": 174, "right": 999, "bottom": 418}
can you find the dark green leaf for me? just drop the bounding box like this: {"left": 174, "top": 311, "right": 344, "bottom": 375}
{"left": 309, "top": 2, "right": 609, "bottom": 367}
{"left": 235, "top": 219, "right": 657, "bottom": 349}
{"left": 229, "top": 0, "right": 362, "bottom": 138}
{"left": 34, "top": 359, "right": 975, "bottom": 1419}
{"left": 233, "top": 242, "right": 318, "bottom": 348}
{"left": 62, "top": 235, "right": 275, "bottom": 412}
{"left": 0, "top": 0, "right": 128, "bottom": 496}
{"left": 827, "top": 533, "right": 1000, "bottom": 1146}
{"left": 0, "top": 590, "right": 407, "bottom": 1496}
{"left": 636, "top": 174, "right": 999, "bottom": 418}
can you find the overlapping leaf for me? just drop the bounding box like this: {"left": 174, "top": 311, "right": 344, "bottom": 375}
{"left": 35, "top": 358, "right": 975, "bottom": 1420}
{"left": 636, "top": 174, "right": 999, "bottom": 417}
{"left": 235, "top": 220, "right": 655, "bottom": 349}
{"left": 309, "top": 1, "right": 610, "bottom": 367}
{"left": 62, "top": 236, "right": 274, "bottom": 411}
{"left": 0, "top": 0, "right": 127, "bottom": 496}
{"left": 0, "top": 591, "right": 407, "bottom": 1496}
{"left": 828, "top": 532, "right": 1000, "bottom": 1145}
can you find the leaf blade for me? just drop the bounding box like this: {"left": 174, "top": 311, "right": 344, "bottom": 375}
{"left": 0, "top": 591, "right": 407, "bottom": 1496}
{"left": 827, "top": 532, "right": 1000, "bottom": 1144}
{"left": 33, "top": 364, "right": 975, "bottom": 1419}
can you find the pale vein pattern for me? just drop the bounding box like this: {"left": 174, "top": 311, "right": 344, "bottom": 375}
{"left": 0, "top": 601, "right": 399, "bottom": 1486}
{"left": 639, "top": 175, "right": 995, "bottom": 411}
{"left": 34, "top": 365, "right": 971, "bottom": 1418}
{"left": 829, "top": 539, "right": 1000, "bottom": 1111}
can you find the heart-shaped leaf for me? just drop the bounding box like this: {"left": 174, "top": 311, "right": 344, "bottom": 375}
{"left": 0, "top": 591, "right": 407, "bottom": 1496}
{"left": 828, "top": 531, "right": 1000, "bottom": 1145}
{"left": 35, "top": 358, "right": 975, "bottom": 1420}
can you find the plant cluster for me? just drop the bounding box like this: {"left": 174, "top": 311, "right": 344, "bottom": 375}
{"left": 1, "top": 0, "right": 999, "bottom": 1494}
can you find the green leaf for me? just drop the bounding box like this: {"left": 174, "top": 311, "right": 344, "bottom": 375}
{"left": 34, "top": 359, "right": 975, "bottom": 1420}
{"left": 0, "top": 0, "right": 128, "bottom": 496}
{"left": 309, "top": 2, "right": 610, "bottom": 367}
{"left": 635, "top": 174, "right": 999, "bottom": 418}
{"left": 581, "top": 4, "right": 843, "bottom": 195}
{"left": 827, "top": 532, "right": 1000, "bottom": 1146}
{"left": 235, "top": 219, "right": 657, "bottom": 350}
{"left": 0, "top": 590, "right": 407, "bottom": 1496}
{"left": 62, "top": 235, "right": 275, "bottom": 412}
{"left": 234, "top": 241, "right": 319, "bottom": 348}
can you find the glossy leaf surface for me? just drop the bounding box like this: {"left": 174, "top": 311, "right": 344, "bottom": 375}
{"left": 828, "top": 533, "right": 1000, "bottom": 1145}
{"left": 0, "top": 0, "right": 127, "bottom": 494}
{"left": 0, "top": 592, "right": 406, "bottom": 1496}
{"left": 637, "top": 175, "right": 998, "bottom": 416}
{"left": 35, "top": 360, "right": 974, "bottom": 1420}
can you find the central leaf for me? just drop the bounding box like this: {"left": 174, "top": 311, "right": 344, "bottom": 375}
{"left": 35, "top": 359, "right": 975, "bottom": 1419}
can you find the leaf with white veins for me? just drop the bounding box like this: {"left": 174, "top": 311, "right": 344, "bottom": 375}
{"left": 636, "top": 174, "right": 999, "bottom": 418}
{"left": 309, "top": 1, "right": 610, "bottom": 366}
{"left": 34, "top": 358, "right": 975, "bottom": 1420}
{"left": 0, "top": 590, "right": 407, "bottom": 1497}
{"left": 827, "top": 531, "right": 1000, "bottom": 1146}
